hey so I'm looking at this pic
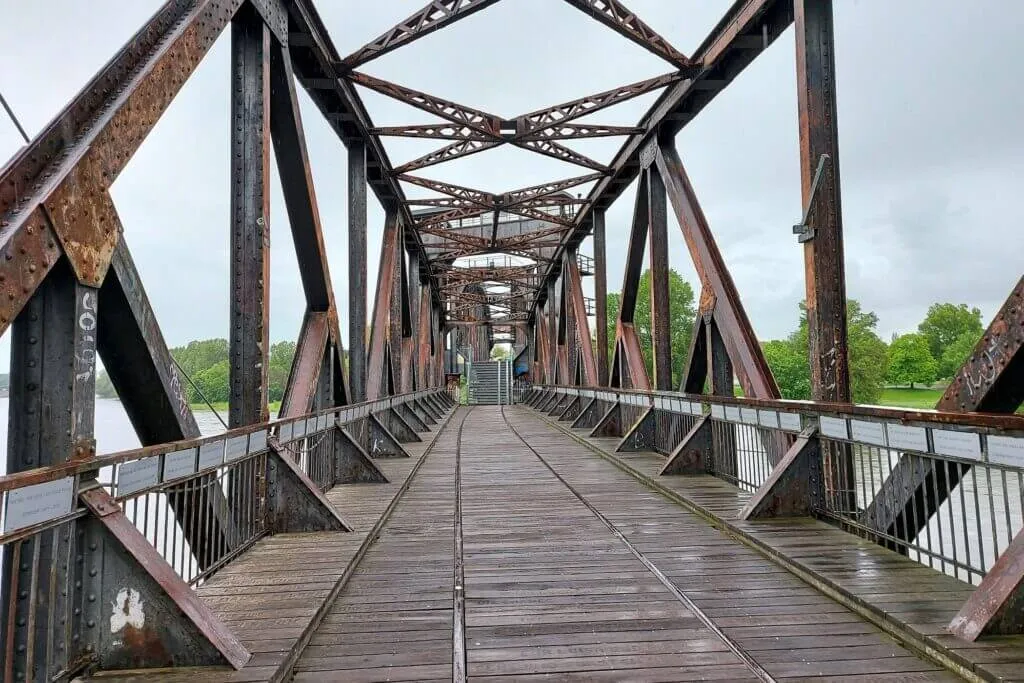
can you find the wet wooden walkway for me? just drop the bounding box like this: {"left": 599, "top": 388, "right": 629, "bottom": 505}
{"left": 100, "top": 404, "right": 1015, "bottom": 682}
{"left": 293, "top": 406, "right": 954, "bottom": 682}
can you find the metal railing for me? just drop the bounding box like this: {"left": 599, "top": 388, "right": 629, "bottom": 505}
{"left": 0, "top": 388, "right": 447, "bottom": 680}
{"left": 531, "top": 385, "right": 1024, "bottom": 585}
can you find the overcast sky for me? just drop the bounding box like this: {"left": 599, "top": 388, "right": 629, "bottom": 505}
{"left": 0, "top": 0, "right": 1021, "bottom": 374}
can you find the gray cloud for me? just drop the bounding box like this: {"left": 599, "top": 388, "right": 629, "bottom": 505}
{"left": 0, "top": 0, "right": 1020, "bottom": 373}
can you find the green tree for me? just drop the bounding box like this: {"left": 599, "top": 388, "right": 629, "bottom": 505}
{"left": 761, "top": 339, "right": 810, "bottom": 400}
{"left": 192, "top": 360, "right": 230, "bottom": 403}
{"left": 268, "top": 341, "right": 297, "bottom": 402}
{"left": 95, "top": 369, "right": 117, "bottom": 399}
{"left": 605, "top": 269, "right": 696, "bottom": 387}
{"left": 939, "top": 331, "right": 977, "bottom": 381}
{"left": 764, "top": 300, "right": 889, "bottom": 404}
{"left": 917, "top": 303, "right": 983, "bottom": 374}
{"left": 887, "top": 333, "right": 937, "bottom": 388}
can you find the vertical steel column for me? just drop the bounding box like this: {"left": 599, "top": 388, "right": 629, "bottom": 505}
{"left": 795, "top": 0, "right": 849, "bottom": 404}
{"left": 348, "top": 141, "right": 368, "bottom": 402}
{"left": 389, "top": 240, "right": 404, "bottom": 396}
{"left": 647, "top": 165, "right": 672, "bottom": 390}
{"left": 593, "top": 209, "right": 609, "bottom": 385}
{"left": 367, "top": 211, "right": 399, "bottom": 400}
{"left": 3, "top": 260, "right": 97, "bottom": 681}
{"left": 229, "top": 5, "right": 270, "bottom": 428}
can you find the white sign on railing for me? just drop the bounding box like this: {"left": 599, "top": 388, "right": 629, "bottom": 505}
{"left": 819, "top": 416, "right": 848, "bottom": 439}
{"left": 3, "top": 477, "right": 76, "bottom": 533}
{"left": 164, "top": 448, "right": 197, "bottom": 480}
{"left": 757, "top": 409, "right": 778, "bottom": 429}
{"left": 989, "top": 435, "right": 1024, "bottom": 467}
{"left": 198, "top": 440, "right": 225, "bottom": 470}
{"left": 225, "top": 435, "right": 249, "bottom": 463}
{"left": 118, "top": 456, "right": 161, "bottom": 496}
{"left": 886, "top": 424, "right": 927, "bottom": 452}
{"left": 933, "top": 429, "right": 982, "bottom": 461}
{"left": 850, "top": 420, "right": 886, "bottom": 447}
{"left": 778, "top": 412, "right": 802, "bottom": 432}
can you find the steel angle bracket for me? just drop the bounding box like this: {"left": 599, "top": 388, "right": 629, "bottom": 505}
{"left": 792, "top": 153, "right": 830, "bottom": 243}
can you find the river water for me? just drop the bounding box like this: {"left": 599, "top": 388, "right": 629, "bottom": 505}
{"left": 0, "top": 397, "right": 227, "bottom": 475}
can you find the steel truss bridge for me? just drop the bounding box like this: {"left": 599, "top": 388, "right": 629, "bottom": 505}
{"left": 0, "top": 1, "right": 1023, "bottom": 681}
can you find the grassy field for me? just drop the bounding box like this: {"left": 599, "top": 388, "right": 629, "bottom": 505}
{"left": 876, "top": 387, "right": 944, "bottom": 409}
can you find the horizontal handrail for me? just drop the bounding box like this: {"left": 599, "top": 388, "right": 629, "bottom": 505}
{"left": 536, "top": 385, "right": 1024, "bottom": 436}
{"left": 0, "top": 388, "right": 445, "bottom": 495}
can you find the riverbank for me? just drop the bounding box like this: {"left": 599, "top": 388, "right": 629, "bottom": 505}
{"left": 192, "top": 400, "right": 282, "bottom": 413}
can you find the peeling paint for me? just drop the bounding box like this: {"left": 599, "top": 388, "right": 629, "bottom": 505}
{"left": 111, "top": 587, "right": 145, "bottom": 633}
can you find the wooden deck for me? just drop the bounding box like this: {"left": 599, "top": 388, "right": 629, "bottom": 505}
{"left": 94, "top": 404, "right": 1024, "bottom": 682}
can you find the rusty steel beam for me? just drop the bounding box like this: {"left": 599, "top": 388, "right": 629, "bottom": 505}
{"left": 656, "top": 141, "right": 779, "bottom": 399}
{"left": 99, "top": 241, "right": 199, "bottom": 444}
{"left": 398, "top": 174, "right": 494, "bottom": 206}
{"left": 565, "top": 251, "right": 599, "bottom": 386}
{"left": 518, "top": 124, "right": 644, "bottom": 141}
{"left": 795, "top": 0, "right": 849, "bottom": 404}
{"left": 407, "top": 197, "right": 486, "bottom": 210}
{"left": 499, "top": 205, "right": 575, "bottom": 227}
{"left": 372, "top": 123, "right": 495, "bottom": 140}
{"left": 536, "top": 0, "right": 793, "bottom": 314}
{"left": 394, "top": 139, "right": 503, "bottom": 173}
{"left": 367, "top": 213, "right": 401, "bottom": 400}
{"left": 0, "top": 0, "right": 247, "bottom": 337}
{"left": 348, "top": 71, "right": 502, "bottom": 138}
{"left": 279, "top": 311, "right": 330, "bottom": 418}
{"left": 270, "top": 41, "right": 335, "bottom": 313}
{"left": 338, "top": 0, "right": 504, "bottom": 70}
{"left": 417, "top": 287, "right": 433, "bottom": 389}
{"left": 513, "top": 138, "right": 610, "bottom": 173}
{"left": 4, "top": 260, "right": 97, "bottom": 656}
{"left": 229, "top": 6, "right": 271, "bottom": 428}
{"left": 287, "top": 0, "right": 442, "bottom": 309}
{"left": 647, "top": 165, "right": 672, "bottom": 390}
{"left": 611, "top": 320, "right": 650, "bottom": 390}
{"left": 559, "top": 0, "right": 691, "bottom": 67}
{"left": 681, "top": 312, "right": 709, "bottom": 393}
{"left": 415, "top": 206, "right": 491, "bottom": 228}
{"left": 619, "top": 172, "right": 649, "bottom": 324}
{"left": 513, "top": 195, "right": 582, "bottom": 209}
{"left": 593, "top": 209, "right": 609, "bottom": 385}
{"left": 505, "top": 172, "right": 604, "bottom": 206}
{"left": 515, "top": 72, "right": 680, "bottom": 138}
{"left": 349, "top": 140, "right": 368, "bottom": 402}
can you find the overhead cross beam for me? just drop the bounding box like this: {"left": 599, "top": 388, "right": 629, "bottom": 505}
{"left": 514, "top": 72, "right": 680, "bottom": 138}
{"left": 338, "top": 0, "right": 504, "bottom": 70}
{"left": 559, "top": 0, "right": 692, "bottom": 68}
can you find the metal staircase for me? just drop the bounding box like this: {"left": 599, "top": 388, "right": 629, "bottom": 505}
{"left": 467, "top": 360, "right": 512, "bottom": 405}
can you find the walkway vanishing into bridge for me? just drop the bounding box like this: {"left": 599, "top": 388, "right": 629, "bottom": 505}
{"left": 2, "top": 0, "right": 1023, "bottom": 681}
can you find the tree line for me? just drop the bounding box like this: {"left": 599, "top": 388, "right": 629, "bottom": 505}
{"left": 601, "top": 269, "right": 984, "bottom": 404}
{"left": 96, "top": 339, "right": 298, "bottom": 405}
